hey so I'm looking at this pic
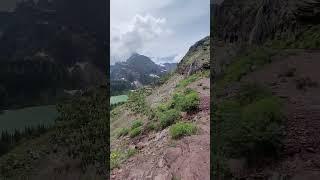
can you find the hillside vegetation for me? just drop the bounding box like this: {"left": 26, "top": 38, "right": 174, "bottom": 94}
{"left": 0, "top": 87, "right": 109, "bottom": 179}
{"left": 212, "top": 0, "right": 320, "bottom": 179}
{"left": 110, "top": 36, "right": 210, "bottom": 180}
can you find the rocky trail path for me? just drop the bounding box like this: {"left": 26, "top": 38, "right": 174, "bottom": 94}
{"left": 111, "top": 78, "right": 210, "bottom": 180}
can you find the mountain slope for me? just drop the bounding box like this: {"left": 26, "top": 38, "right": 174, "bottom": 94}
{"left": 0, "top": 86, "right": 108, "bottom": 179}
{"left": 110, "top": 37, "right": 210, "bottom": 179}
{"left": 177, "top": 36, "right": 210, "bottom": 75}
{"left": 0, "top": 0, "right": 107, "bottom": 109}
{"left": 212, "top": 0, "right": 320, "bottom": 179}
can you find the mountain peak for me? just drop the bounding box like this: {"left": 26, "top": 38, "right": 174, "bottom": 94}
{"left": 126, "top": 53, "right": 153, "bottom": 64}
{"left": 131, "top": 52, "right": 140, "bottom": 56}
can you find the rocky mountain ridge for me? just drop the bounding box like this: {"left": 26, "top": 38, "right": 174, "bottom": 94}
{"left": 177, "top": 36, "right": 210, "bottom": 75}
{"left": 213, "top": 0, "right": 320, "bottom": 44}
{"left": 110, "top": 53, "right": 177, "bottom": 95}
{"left": 212, "top": 0, "right": 320, "bottom": 79}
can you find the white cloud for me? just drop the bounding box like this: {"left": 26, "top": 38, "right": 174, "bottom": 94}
{"left": 111, "top": 14, "right": 171, "bottom": 64}
{"left": 110, "top": 0, "right": 210, "bottom": 65}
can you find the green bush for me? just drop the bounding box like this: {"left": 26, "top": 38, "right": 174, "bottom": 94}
{"left": 117, "top": 127, "right": 129, "bottom": 137}
{"left": 170, "top": 122, "right": 197, "bottom": 139}
{"left": 172, "top": 89, "right": 200, "bottom": 112}
{"left": 129, "top": 127, "right": 142, "bottom": 138}
{"left": 156, "top": 103, "right": 171, "bottom": 113}
{"left": 131, "top": 120, "right": 143, "bottom": 129}
{"left": 214, "top": 81, "right": 284, "bottom": 162}
{"left": 220, "top": 96, "right": 283, "bottom": 160}
{"left": 158, "top": 109, "right": 180, "bottom": 129}
{"left": 238, "top": 82, "right": 272, "bottom": 105}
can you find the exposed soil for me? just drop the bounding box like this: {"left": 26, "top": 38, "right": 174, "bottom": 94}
{"left": 146, "top": 74, "right": 184, "bottom": 109}
{"left": 111, "top": 77, "right": 210, "bottom": 180}
{"left": 239, "top": 50, "right": 320, "bottom": 179}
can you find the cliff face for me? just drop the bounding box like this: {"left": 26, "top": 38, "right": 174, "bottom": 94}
{"left": 212, "top": 0, "right": 320, "bottom": 78}
{"left": 177, "top": 36, "right": 210, "bottom": 75}
{"left": 213, "top": 0, "right": 320, "bottom": 44}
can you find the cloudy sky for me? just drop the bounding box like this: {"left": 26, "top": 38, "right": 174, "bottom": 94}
{"left": 111, "top": 0, "right": 210, "bottom": 65}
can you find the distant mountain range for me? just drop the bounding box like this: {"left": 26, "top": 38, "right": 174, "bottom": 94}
{"left": 110, "top": 53, "right": 177, "bottom": 95}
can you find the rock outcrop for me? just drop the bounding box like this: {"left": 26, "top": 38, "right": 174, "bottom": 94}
{"left": 212, "top": 0, "right": 320, "bottom": 79}
{"left": 177, "top": 36, "right": 210, "bottom": 75}
{"left": 213, "top": 0, "right": 320, "bottom": 44}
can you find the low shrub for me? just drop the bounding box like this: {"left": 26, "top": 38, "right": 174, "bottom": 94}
{"left": 156, "top": 103, "right": 172, "bottom": 113}
{"left": 237, "top": 82, "right": 272, "bottom": 105}
{"left": 172, "top": 89, "right": 200, "bottom": 112}
{"left": 170, "top": 122, "right": 197, "bottom": 139}
{"left": 158, "top": 109, "right": 180, "bottom": 129}
{"left": 219, "top": 96, "right": 283, "bottom": 160}
{"left": 117, "top": 127, "right": 129, "bottom": 137}
{"left": 131, "top": 120, "right": 143, "bottom": 129}
{"left": 129, "top": 127, "right": 142, "bottom": 138}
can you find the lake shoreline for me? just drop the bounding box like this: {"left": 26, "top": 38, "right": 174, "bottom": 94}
{"left": 0, "top": 105, "right": 59, "bottom": 134}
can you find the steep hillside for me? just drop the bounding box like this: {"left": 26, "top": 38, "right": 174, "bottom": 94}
{"left": 0, "top": 86, "right": 108, "bottom": 179}
{"left": 177, "top": 36, "right": 210, "bottom": 75}
{"left": 110, "top": 37, "right": 210, "bottom": 179}
{"left": 212, "top": 0, "right": 320, "bottom": 78}
{"left": 212, "top": 0, "right": 320, "bottom": 179}
{"left": 213, "top": 0, "right": 320, "bottom": 44}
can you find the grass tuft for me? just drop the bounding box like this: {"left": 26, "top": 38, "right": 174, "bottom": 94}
{"left": 170, "top": 122, "right": 197, "bottom": 139}
{"left": 131, "top": 120, "right": 143, "bottom": 129}
{"left": 117, "top": 127, "right": 129, "bottom": 138}
{"left": 129, "top": 127, "right": 142, "bottom": 138}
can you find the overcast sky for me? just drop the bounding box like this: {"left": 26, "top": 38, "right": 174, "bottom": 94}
{"left": 111, "top": 0, "right": 210, "bottom": 65}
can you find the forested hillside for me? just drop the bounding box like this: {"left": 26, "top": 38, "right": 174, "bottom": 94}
{"left": 0, "top": 86, "right": 109, "bottom": 179}
{"left": 0, "top": 0, "right": 107, "bottom": 110}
